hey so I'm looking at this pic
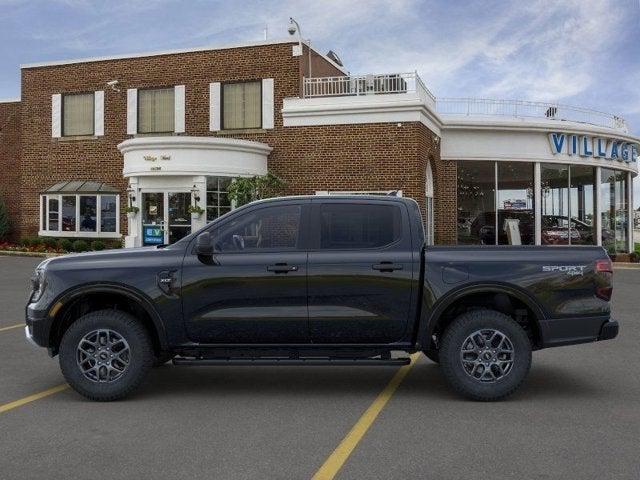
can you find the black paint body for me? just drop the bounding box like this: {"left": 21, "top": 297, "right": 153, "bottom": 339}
{"left": 26, "top": 196, "right": 617, "bottom": 358}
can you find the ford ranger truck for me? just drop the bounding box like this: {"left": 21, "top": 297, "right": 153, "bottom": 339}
{"left": 25, "top": 195, "right": 618, "bottom": 401}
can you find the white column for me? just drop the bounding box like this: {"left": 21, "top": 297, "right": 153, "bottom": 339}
{"left": 191, "top": 175, "right": 208, "bottom": 232}
{"left": 595, "top": 167, "right": 602, "bottom": 247}
{"left": 628, "top": 171, "right": 633, "bottom": 253}
{"left": 534, "top": 162, "right": 541, "bottom": 245}
{"left": 125, "top": 177, "right": 140, "bottom": 248}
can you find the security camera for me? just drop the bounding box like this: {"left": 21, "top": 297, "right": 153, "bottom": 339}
{"left": 287, "top": 23, "right": 297, "bottom": 35}
{"left": 106, "top": 80, "right": 120, "bottom": 92}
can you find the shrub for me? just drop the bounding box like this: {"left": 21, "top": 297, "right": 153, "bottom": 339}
{"left": 72, "top": 240, "right": 88, "bottom": 252}
{"left": 630, "top": 252, "right": 639, "bottom": 263}
{"left": 40, "top": 237, "right": 58, "bottom": 249}
{"left": 108, "top": 240, "right": 123, "bottom": 249}
{"left": 91, "top": 240, "right": 105, "bottom": 251}
{"left": 19, "top": 237, "right": 33, "bottom": 247}
{"left": 59, "top": 239, "right": 73, "bottom": 252}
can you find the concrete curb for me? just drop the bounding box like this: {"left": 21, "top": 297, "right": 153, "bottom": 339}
{"left": 613, "top": 262, "right": 640, "bottom": 269}
{"left": 0, "top": 250, "right": 65, "bottom": 258}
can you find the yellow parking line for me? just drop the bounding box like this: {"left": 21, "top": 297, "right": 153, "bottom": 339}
{"left": 0, "top": 323, "right": 24, "bottom": 333}
{"left": 312, "top": 352, "right": 421, "bottom": 480}
{"left": 0, "top": 384, "right": 69, "bottom": 414}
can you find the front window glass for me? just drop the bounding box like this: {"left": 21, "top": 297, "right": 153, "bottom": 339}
{"left": 206, "top": 176, "right": 232, "bottom": 222}
{"left": 569, "top": 166, "right": 596, "bottom": 245}
{"left": 62, "top": 196, "right": 76, "bottom": 231}
{"left": 48, "top": 197, "right": 59, "bottom": 231}
{"left": 319, "top": 204, "right": 401, "bottom": 249}
{"left": 100, "top": 195, "right": 117, "bottom": 233}
{"left": 215, "top": 205, "right": 300, "bottom": 252}
{"left": 223, "top": 81, "right": 261, "bottom": 130}
{"left": 541, "top": 164, "right": 570, "bottom": 245}
{"left": 457, "top": 161, "right": 495, "bottom": 244}
{"left": 497, "top": 162, "right": 534, "bottom": 245}
{"left": 138, "top": 88, "right": 175, "bottom": 133}
{"left": 63, "top": 92, "right": 94, "bottom": 136}
{"left": 601, "top": 169, "right": 629, "bottom": 253}
{"left": 79, "top": 196, "right": 97, "bottom": 232}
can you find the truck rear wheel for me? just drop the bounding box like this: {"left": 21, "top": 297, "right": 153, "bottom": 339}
{"left": 59, "top": 309, "right": 153, "bottom": 401}
{"left": 440, "top": 309, "right": 531, "bottom": 401}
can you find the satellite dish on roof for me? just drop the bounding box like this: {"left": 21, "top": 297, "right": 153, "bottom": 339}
{"left": 326, "top": 50, "right": 343, "bottom": 67}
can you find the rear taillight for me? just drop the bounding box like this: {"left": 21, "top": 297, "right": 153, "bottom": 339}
{"left": 595, "top": 259, "right": 613, "bottom": 301}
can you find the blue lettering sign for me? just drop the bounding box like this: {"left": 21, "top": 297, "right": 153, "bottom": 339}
{"left": 580, "top": 136, "right": 593, "bottom": 156}
{"left": 621, "top": 143, "right": 629, "bottom": 162}
{"left": 569, "top": 135, "right": 578, "bottom": 155}
{"left": 595, "top": 138, "right": 606, "bottom": 157}
{"left": 610, "top": 141, "right": 619, "bottom": 160}
{"left": 143, "top": 226, "right": 164, "bottom": 245}
{"left": 548, "top": 133, "right": 565, "bottom": 154}
{"left": 632, "top": 144, "right": 638, "bottom": 162}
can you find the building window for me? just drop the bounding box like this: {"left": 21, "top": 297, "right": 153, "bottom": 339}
{"left": 138, "top": 88, "right": 175, "bottom": 133}
{"left": 569, "top": 166, "right": 596, "bottom": 245}
{"left": 206, "top": 176, "right": 232, "bottom": 222}
{"left": 222, "top": 81, "right": 261, "bottom": 130}
{"left": 62, "top": 92, "right": 94, "bottom": 136}
{"left": 497, "top": 163, "right": 535, "bottom": 245}
{"left": 601, "top": 168, "right": 629, "bottom": 253}
{"left": 457, "top": 161, "right": 495, "bottom": 245}
{"left": 40, "top": 193, "right": 120, "bottom": 237}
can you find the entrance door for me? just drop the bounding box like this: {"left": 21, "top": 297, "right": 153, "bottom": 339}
{"left": 141, "top": 192, "right": 192, "bottom": 245}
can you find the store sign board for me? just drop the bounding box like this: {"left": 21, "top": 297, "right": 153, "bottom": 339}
{"left": 548, "top": 133, "right": 638, "bottom": 163}
{"left": 143, "top": 226, "right": 164, "bottom": 245}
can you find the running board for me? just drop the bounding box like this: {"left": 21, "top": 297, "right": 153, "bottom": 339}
{"left": 172, "top": 357, "right": 411, "bottom": 366}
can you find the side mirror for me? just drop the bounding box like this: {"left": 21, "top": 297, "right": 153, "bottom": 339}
{"left": 195, "top": 232, "right": 214, "bottom": 256}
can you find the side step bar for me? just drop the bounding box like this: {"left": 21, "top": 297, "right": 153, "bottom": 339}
{"left": 172, "top": 357, "right": 411, "bottom": 366}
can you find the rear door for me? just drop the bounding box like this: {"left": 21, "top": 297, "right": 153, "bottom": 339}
{"left": 307, "top": 199, "right": 416, "bottom": 343}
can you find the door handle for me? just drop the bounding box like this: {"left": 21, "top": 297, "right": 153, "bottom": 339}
{"left": 267, "top": 263, "right": 298, "bottom": 273}
{"left": 372, "top": 262, "right": 403, "bottom": 272}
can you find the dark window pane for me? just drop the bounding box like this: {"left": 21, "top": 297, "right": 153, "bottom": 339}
{"left": 319, "top": 204, "right": 401, "bottom": 249}
{"left": 541, "top": 164, "right": 570, "bottom": 245}
{"left": 602, "top": 169, "right": 629, "bottom": 253}
{"left": 100, "top": 195, "right": 117, "bottom": 233}
{"left": 457, "top": 161, "right": 495, "bottom": 244}
{"left": 62, "top": 196, "right": 76, "bottom": 232}
{"left": 48, "top": 197, "right": 59, "bottom": 231}
{"left": 497, "top": 163, "right": 534, "bottom": 245}
{"left": 215, "top": 205, "right": 300, "bottom": 252}
{"left": 569, "top": 166, "right": 596, "bottom": 245}
{"left": 79, "top": 196, "right": 97, "bottom": 232}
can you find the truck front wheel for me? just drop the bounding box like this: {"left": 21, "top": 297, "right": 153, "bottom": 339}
{"left": 59, "top": 309, "right": 154, "bottom": 401}
{"left": 440, "top": 309, "right": 531, "bottom": 401}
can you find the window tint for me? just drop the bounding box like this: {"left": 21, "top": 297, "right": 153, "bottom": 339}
{"left": 215, "top": 205, "right": 300, "bottom": 252}
{"left": 319, "top": 204, "right": 401, "bottom": 249}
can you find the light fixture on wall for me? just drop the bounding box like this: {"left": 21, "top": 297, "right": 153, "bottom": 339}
{"left": 126, "top": 186, "right": 136, "bottom": 203}
{"left": 191, "top": 185, "right": 201, "bottom": 203}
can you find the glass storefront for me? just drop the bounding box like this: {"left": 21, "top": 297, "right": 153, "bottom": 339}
{"left": 457, "top": 160, "right": 631, "bottom": 250}
{"left": 601, "top": 168, "right": 629, "bottom": 253}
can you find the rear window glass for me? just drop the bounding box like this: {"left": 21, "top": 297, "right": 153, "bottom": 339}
{"left": 319, "top": 204, "right": 402, "bottom": 249}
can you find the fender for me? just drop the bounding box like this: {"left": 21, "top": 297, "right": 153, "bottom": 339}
{"left": 416, "top": 281, "right": 548, "bottom": 349}
{"left": 49, "top": 282, "right": 168, "bottom": 350}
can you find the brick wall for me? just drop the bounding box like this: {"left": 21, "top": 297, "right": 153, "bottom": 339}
{"left": 15, "top": 41, "right": 454, "bottom": 244}
{"left": 0, "top": 101, "right": 20, "bottom": 240}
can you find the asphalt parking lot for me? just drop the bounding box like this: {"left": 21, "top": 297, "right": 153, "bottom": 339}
{"left": 1, "top": 255, "right": 639, "bottom": 479}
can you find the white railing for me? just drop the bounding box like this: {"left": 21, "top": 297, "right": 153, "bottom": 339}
{"left": 436, "top": 97, "right": 628, "bottom": 132}
{"left": 303, "top": 72, "right": 436, "bottom": 105}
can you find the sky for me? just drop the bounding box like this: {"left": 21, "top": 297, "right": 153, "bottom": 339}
{"left": 1, "top": 0, "right": 639, "bottom": 204}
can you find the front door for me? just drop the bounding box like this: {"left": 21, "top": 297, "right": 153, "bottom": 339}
{"left": 141, "top": 192, "right": 192, "bottom": 245}
{"left": 307, "top": 201, "right": 416, "bottom": 343}
{"left": 181, "top": 201, "right": 310, "bottom": 344}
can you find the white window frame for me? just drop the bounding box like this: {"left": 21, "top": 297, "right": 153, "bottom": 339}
{"left": 39, "top": 193, "right": 121, "bottom": 238}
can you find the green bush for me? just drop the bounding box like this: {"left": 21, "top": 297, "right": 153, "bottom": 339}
{"left": 59, "top": 239, "right": 73, "bottom": 252}
{"left": 40, "top": 237, "right": 58, "bottom": 249}
{"left": 108, "top": 240, "right": 123, "bottom": 249}
{"left": 91, "top": 240, "right": 105, "bottom": 251}
{"left": 72, "top": 240, "right": 88, "bottom": 252}
{"left": 19, "top": 237, "right": 34, "bottom": 247}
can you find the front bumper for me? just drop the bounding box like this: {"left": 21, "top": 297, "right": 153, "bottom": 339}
{"left": 540, "top": 316, "right": 619, "bottom": 348}
{"left": 25, "top": 303, "right": 52, "bottom": 349}
{"left": 24, "top": 325, "right": 39, "bottom": 348}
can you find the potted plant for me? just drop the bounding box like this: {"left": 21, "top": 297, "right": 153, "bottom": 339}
{"left": 125, "top": 206, "right": 139, "bottom": 220}
{"left": 187, "top": 205, "right": 204, "bottom": 220}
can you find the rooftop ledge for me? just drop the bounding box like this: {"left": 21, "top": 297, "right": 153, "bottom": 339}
{"left": 298, "top": 73, "right": 629, "bottom": 133}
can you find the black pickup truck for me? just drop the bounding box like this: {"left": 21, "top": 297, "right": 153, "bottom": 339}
{"left": 26, "top": 195, "right": 618, "bottom": 401}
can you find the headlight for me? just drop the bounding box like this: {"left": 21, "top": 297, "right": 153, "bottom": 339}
{"left": 30, "top": 268, "right": 47, "bottom": 302}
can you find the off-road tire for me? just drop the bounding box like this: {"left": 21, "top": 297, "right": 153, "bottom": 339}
{"left": 59, "top": 309, "right": 153, "bottom": 401}
{"left": 440, "top": 309, "right": 531, "bottom": 401}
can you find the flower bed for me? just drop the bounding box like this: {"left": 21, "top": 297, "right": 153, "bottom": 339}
{"left": 0, "top": 237, "right": 123, "bottom": 255}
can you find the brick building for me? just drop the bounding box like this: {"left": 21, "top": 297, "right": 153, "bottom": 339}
{"left": 0, "top": 38, "right": 638, "bottom": 252}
